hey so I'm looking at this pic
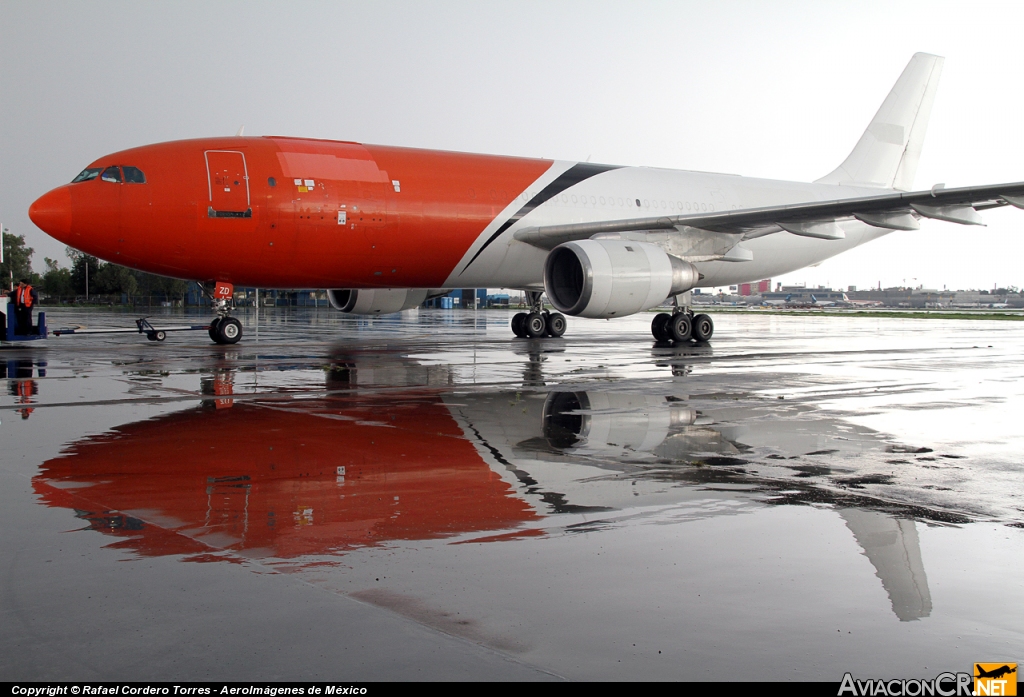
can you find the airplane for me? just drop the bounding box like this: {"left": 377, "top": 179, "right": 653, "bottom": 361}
{"left": 27, "top": 52, "right": 1024, "bottom": 345}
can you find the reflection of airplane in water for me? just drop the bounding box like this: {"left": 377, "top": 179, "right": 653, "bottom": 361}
{"left": 445, "top": 388, "right": 933, "bottom": 621}
{"left": 34, "top": 352, "right": 930, "bottom": 619}
{"left": 33, "top": 393, "right": 539, "bottom": 560}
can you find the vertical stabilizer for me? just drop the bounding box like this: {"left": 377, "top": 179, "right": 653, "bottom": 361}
{"left": 817, "top": 53, "right": 944, "bottom": 191}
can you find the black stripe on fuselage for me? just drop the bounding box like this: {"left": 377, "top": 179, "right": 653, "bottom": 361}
{"left": 458, "top": 162, "right": 621, "bottom": 274}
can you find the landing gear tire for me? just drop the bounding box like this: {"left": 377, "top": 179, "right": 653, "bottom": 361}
{"left": 212, "top": 317, "right": 242, "bottom": 345}
{"left": 511, "top": 312, "right": 528, "bottom": 337}
{"left": 525, "top": 312, "right": 547, "bottom": 338}
{"left": 208, "top": 317, "right": 223, "bottom": 342}
{"left": 669, "top": 314, "right": 692, "bottom": 343}
{"left": 692, "top": 313, "right": 714, "bottom": 342}
{"left": 546, "top": 313, "right": 566, "bottom": 338}
{"left": 651, "top": 313, "right": 672, "bottom": 341}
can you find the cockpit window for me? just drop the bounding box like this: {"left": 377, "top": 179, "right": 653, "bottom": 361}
{"left": 71, "top": 167, "right": 102, "bottom": 183}
{"left": 123, "top": 166, "right": 146, "bottom": 183}
{"left": 100, "top": 166, "right": 122, "bottom": 183}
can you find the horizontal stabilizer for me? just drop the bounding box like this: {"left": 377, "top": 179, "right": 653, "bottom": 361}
{"left": 910, "top": 203, "right": 984, "bottom": 226}
{"left": 778, "top": 221, "right": 845, "bottom": 240}
{"left": 854, "top": 211, "right": 920, "bottom": 231}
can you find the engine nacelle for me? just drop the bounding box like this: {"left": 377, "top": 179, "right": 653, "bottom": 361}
{"left": 543, "top": 239, "right": 700, "bottom": 318}
{"left": 327, "top": 288, "right": 432, "bottom": 315}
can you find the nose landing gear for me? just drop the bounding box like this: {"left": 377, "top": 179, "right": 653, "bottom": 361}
{"left": 511, "top": 291, "right": 566, "bottom": 338}
{"left": 205, "top": 282, "right": 243, "bottom": 345}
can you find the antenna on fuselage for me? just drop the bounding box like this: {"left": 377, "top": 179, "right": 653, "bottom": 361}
{"left": 235, "top": 125, "right": 245, "bottom": 137}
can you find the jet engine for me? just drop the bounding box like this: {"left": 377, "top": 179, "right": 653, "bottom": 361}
{"left": 327, "top": 288, "right": 442, "bottom": 315}
{"left": 543, "top": 239, "right": 700, "bottom": 318}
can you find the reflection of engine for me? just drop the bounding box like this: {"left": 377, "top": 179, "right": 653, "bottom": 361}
{"left": 543, "top": 239, "right": 700, "bottom": 318}
{"left": 326, "top": 288, "right": 445, "bottom": 315}
{"left": 542, "top": 391, "right": 698, "bottom": 453}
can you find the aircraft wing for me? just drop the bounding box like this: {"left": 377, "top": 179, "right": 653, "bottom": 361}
{"left": 513, "top": 181, "right": 1024, "bottom": 249}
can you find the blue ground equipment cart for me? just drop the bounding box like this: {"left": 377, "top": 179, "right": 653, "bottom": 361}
{"left": 1, "top": 300, "right": 47, "bottom": 343}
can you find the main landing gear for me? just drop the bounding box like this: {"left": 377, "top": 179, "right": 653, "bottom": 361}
{"left": 205, "top": 282, "right": 243, "bottom": 345}
{"left": 511, "top": 291, "right": 566, "bottom": 338}
{"left": 651, "top": 309, "right": 714, "bottom": 343}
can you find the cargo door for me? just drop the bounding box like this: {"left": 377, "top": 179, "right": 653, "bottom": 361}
{"left": 206, "top": 151, "right": 251, "bottom": 217}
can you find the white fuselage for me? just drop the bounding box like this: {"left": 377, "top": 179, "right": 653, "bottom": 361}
{"left": 448, "top": 161, "right": 891, "bottom": 290}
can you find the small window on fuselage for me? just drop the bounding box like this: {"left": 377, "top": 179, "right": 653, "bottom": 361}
{"left": 100, "top": 166, "right": 122, "bottom": 183}
{"left": 123, "top": 166, "right": 146, "bottom": 183}
{"left": 71, "top": 168, "right": 102, "bottom": 183}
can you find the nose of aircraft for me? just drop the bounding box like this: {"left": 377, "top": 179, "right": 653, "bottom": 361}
{"left": 29, "top": 186, "right": 73, "bottom": 240}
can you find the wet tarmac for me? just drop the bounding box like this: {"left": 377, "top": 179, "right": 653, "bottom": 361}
{"left": 1, "top": 307, "right": 1022, "bottom": 681}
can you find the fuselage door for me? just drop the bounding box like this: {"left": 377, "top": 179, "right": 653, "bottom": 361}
{"left": 206, "top": 150, "right": 251, "bottom": 217}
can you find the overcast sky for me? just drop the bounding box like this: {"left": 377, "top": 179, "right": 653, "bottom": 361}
{"left": 3, "top": 0, "right": 1023, "bottom": 291}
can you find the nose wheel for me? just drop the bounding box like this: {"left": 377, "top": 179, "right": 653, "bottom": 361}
{"left": 209, "top": 316, "right": 243, "bottom": 344}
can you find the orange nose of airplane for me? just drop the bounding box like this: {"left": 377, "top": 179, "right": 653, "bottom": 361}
{"left": 29, "top": 186, "right": 73, "bottom": 240}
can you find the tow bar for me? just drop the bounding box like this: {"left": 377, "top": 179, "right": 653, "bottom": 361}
{"left": 53, "top": 317, "right": 211, "bottom": 342}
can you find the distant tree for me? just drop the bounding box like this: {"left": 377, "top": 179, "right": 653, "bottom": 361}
{"left": 1, "top": 233, "right": 39, "bottom": 291}
{"left": 41, "top": 257, "right": 74, "bottom": 297}
{"left": 66, "top": 247, "right": 100, "bottom": 296}
{"left": 94, "top": 262, "right": 138, "bottom": 297}
{"left": 130, "top": 269, "right": 188, "bottom": 302}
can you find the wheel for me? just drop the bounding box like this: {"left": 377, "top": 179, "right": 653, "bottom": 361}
{"left": 525, "top": 312, "right": 547, "bottom": 338}
{"left": 511, "top": 312, "right": 528, "bottom": 337}
{"left": 147, "top": 330, "right": 166, "bottom": 342}
{"left": 692, "top": 313, "right": 714, "bottom": 342}
{"left": 669, "top": 313, "right": 692, "bottom": 342}
{"left": 208, "top": 316, "right": 223, "bottom": 342}
{"left": 651, "top": 312, "right": 672, "bottom": 341}
{"left": 546, "top": 313, "right": 566, "bottom": 337}
{"left": 213, "top": 317, "right": 242, "bottom": 344}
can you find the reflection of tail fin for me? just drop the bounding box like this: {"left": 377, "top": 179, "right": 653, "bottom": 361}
{"left": 817, "top": 53, "right": 944, "bottom": 191}
{"left": 840, "top": 509, "right": 932, "bottom": 621}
